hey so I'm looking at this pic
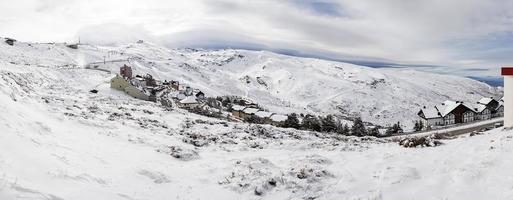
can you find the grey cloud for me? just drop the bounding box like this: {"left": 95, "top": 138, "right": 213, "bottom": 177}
{"left": 2, "top": 0, "right": 513, "bottom": 76}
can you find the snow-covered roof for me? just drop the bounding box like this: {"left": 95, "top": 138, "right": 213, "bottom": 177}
{"left": 179, "top": 96, "right": 198, "bottom": 104}
{"left": 231, "top": 105, "right": 245, "bottom": 111}
{"left": 429, "top": 100, "right": 475, "bottom": 117}
{"left": 270, "top": 114, "right": 287, "bottom": 122}
{"left": 478, "top": 97, "right": 494, "bottom": 105}
{"left": 471, "top": 103, "right": 488, "bottom": 113}
{"left": 437, "top": 101, "right": 459, "bottom": 117}
{"left": 255, "top": 111, "right": 273, "bottom": 118}
{"left": 243, "top": 108, "right": 259, "bottom": 114}
{"left": 419, "top": 107, "right": 440, "bottom": 119}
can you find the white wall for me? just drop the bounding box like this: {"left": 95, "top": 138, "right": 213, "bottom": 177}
{"left": 505, "top": 76, "right": 513, "bottom": 127}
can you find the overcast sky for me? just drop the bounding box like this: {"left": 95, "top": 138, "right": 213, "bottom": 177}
{"left": 1, "top": 0, "right": 512, "bottom": 77}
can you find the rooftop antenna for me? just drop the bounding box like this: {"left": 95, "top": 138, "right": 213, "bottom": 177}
{"left": 78, "top": 37, "right": 81, "bottom": 45}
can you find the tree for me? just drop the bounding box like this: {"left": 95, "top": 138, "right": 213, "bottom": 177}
{"left": 321, "top": 115, "right": 337, "bottom": 133}
{"left": 351, "top": 117, "right": 367, "bottom": 137}
{"left": 342, "top": 124, "right": 350, "bottom": 135}
{"left": 386, "top": 122, "right": 403, "bottom": 135}
{"left": 247, "top": 115, "right": 264, "bottom": 124}
{"left": 302, "top": 114, "right": 321, "bottom": 131}
{"left": 335, "top": 119, "right": 350, "bottom": 135}
{"left": 367, "top": 126, "right": 380, "bottom": 137}
{"left": 283, "top": 113, "right": 300, "bottom": 129}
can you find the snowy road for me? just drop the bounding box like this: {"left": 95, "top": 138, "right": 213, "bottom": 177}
{"left": 391, "top": 117, "right": 503, "bottom": 140}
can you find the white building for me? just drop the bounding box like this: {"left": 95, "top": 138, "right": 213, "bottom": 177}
{"left": 418, "top": 100, "right": 476, "bottom": 128}
{"left": 472, "top": 104, "right": 491, "bottom": 120}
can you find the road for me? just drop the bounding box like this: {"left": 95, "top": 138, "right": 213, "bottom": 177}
{"left": 390, "top": 117, "right": 503, "bottom": 141}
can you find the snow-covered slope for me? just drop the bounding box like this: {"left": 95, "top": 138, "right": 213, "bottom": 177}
{"left": 0, "top": 39, "right": 512, "bottom": 199}
{"left": 0, "top": 40, "right": 501, "bottom": 128}
{"left": 0, "top": 59, "right": 513, "bottom": 199}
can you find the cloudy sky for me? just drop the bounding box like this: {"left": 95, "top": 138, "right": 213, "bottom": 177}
{"left": 1, "top": 0, "right": 512, "bottom": 77}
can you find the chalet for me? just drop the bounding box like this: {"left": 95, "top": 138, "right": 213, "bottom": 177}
{"left": 418, "top": 100, "right": 476, "bottom": 128}
{"left": 231, "top": 105, "right": 246, "bottom": 119}
{"left": 178, "top": 96, "right": 200, "bottom": 109}
{"left": 417, "top": 106, "right": 444, "bottom": 127}
{"left": 472, "top": 103, "right": 491, "bottom": 120}
{"left": 241, "top": 107, "right": 259, "bottom": 120}
{"left": 4, "top": 38, "right": 15, "bottom": 46}
{"left": 270, "top": 114, "right": 287, "bottom": 126}
{"left": 255, "top": 111, "right": 273, "bottom": 124}
{"left": 494, "top": 100, "right": 504, "bottom": 117}
{"left": 477, "top": 97, "right": 500, "bottom": 115}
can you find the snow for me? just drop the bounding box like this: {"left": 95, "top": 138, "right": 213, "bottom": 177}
{"left": 478, "top": 97, "right": 494, "bottom": 105}
{"left": 420, "top": 106, "right": 440, "bottom": 119}
{"left": 255, "top": 111, "right": 273, "bottom": 118}
{"left": 0, "top": 40, "right": 511, "bottom": 199}
{"left": 270, "top": 114, "right": 288, "bottom": 122}
{"left": 243, "top": 108, "right": 259, "bottom": 114}
{"left": 5, "top": 40, "right": 495, "bottom": 129}
{"left": 473, "top": 103, "right": 488, "bottom": 113}
{"left": 231, "top": 105, "right": 245, "bottom": 111}
{"left": 179, "top": 95, "right": 198, "bottom": 104}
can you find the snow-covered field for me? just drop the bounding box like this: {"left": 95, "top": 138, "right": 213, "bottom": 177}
{"left": 1, "top": 40, "right": 512, "bottom": 199}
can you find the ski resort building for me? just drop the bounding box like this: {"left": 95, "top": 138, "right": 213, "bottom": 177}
{"left": 230, "top": 104, "right": 287, "bottom": 125}
{"left": 231, "top": 105, "right": 245, "bottom": 119}
{"left": 111, "top": 75, "right": 131, "bottom": 90}
{"left": 241, "top": 107, "right": 259, "bottom": 120}
{"left": 178, "top": 96, "right": 199, "bottom": 109}
{"left": 418, "top": 97, "right": 503, "bottom": 129}
{"left": 120, "top": 64, "right": 133, "bottom": 79}
{"left": 124, "top": 85, "right": 150, "bottom": 101}
{"left": 472, "top": 104, "right": 492, "bottom": 120}
{"left": 418, "top": 100, "right": 477, "bottom": 128}
{"left": 494, "top": 101, "right": 504, "bottom": 117}
{"left": 417, "top": 106, "right": 444, "bottom": 127}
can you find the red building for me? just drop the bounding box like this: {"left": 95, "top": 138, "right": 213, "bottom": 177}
{"left": 120, "top": 65, "right": 133, "bottom": 79}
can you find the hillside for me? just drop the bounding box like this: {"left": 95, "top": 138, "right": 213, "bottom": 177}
{"left": 0, "top": 40, "right": 501, "bottom": 129}
{"left": 0, "top": 39, "right": 512, "bottom": 199}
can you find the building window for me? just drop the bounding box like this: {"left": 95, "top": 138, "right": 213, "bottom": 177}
{"left": 463, "top": 112, "right": 473, "bottom": 123}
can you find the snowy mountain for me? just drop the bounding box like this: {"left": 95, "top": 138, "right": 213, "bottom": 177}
{"left": 0, "top": 39, "right": 510, "bottom": 199}
{"left": 0, "top": 40, "right": 500, "bottom": 128}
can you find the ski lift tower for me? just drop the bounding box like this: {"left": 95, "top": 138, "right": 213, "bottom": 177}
{"left": 502, "top": 67, "right": 513, "bottom": 128}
